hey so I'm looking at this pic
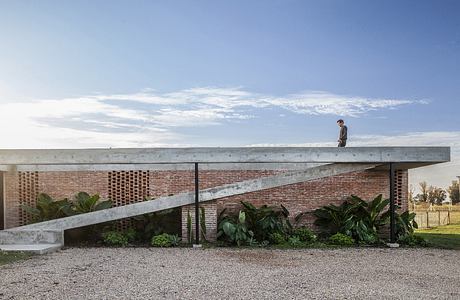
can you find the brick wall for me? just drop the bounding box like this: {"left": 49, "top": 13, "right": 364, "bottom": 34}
{"left": 4, "top": 172, "right": 20, "bottom": 228}
{"left": 2, "top": 168, "right": 408, "bottom": 242}
{"left": 38, "top": 171, "right": 108, "bottom": 200}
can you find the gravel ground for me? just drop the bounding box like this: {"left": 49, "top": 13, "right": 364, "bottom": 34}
{"left": 0, "top": 247, "right": 459, "bottom": 300}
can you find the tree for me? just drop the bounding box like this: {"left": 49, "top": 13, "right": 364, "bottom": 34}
{"left": 427, "top": 186, "right": 447, "bottom": 205}
{"left": 408, "top": 184, "right": 415, "bottom": 203}
{"left": 415, "top": 181, "right": 429, "bottom": 202}
{"left": 447, "top": 180, "right": 460, "bottom": 204}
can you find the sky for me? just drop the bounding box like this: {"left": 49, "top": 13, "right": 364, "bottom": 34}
{"left": 0, "top": 0, "right": 459, "bottom": 193}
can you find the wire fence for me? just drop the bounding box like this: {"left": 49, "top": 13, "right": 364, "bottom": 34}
{"left": 414, "top": 210, "right": 460, "bottom": 228}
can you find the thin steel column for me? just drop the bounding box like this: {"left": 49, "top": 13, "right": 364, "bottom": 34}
{"left": 194, "top": 163, "right": 200, "bottom": 245}
{"left": 389, "top": 163, "right": 396, "bottom": 243}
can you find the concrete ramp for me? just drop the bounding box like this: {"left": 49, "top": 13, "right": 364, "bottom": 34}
{"left": 1, "top": 163, "right": 377, "bottom": 253}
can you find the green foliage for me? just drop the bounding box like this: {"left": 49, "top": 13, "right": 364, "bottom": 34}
{"left": 394, "top": 211, "right": 418, "bottom": 238}
{"left": 102, "top": 231, "right": 129, "bottom": 247}
{"left": 168, "top": 234, "right": 181, "bottom": 247}
{"left": 21, "top": 192, "right": 113, "bottom": 224}
{"left": 293, "top": 227, "right": 317, "bottom": 243}
{"left": 398, "top": 233, "right": 428, "bottom": 247}
{"left": 240, "top": 201, "right": 292, "bottom": 241}
{"left": 447, "top": 181, "right": 460, "bottom": 204}
{"left": 124, "top": 228, "right": 138, "bottom": 243}
{"left": 133, "top": 208, "right": 180, "bottom": 242}
{"left": 427, "top": 186, "right": 447, "bottom": 204}
{"left": 288, "top": 236, "right": 302, "bottom": 247}
{"left": 314, "top": 194, "right": 389, "bottom": 244}
{"left": 200, "top": 207, "right": 207, "bottom": 242}
{"left": 217, "top": 211, "right": 253, "bottom": 246}
{"left": 69, "top": 192, "right": 112, "bottom": 215}
{"left": 0, "top": 251, "right": 31, "bottom": 266}
{"left": 151, "top": 233, "right": 179, "bottom": 247}
{"left": 217, "top": 202, "right": 293, "bottom": 246}
{"left": 329, "top": 233, "right": 355, "bottom": 246}
{"left": 269, "top": 232, "right": 286, "bottom": 245}
{"left": 187, "top": 211, "right": 193, "bottom": 244}
{"left": 21, "top": 193, "right": 72, "bottom": 223}
{"left": 398, "top": 234, "right": 427, "bottom": 247}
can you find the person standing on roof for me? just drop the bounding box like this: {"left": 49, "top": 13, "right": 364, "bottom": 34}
{"left": 337, "top": 119, "right": 348, "bottom": 147}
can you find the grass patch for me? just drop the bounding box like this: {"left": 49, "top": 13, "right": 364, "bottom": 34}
{"left": 415, "top": 224, "right": 460, "bottom": 250}
{"left": 0, "top": 251, "right": 32, "bottom": 265}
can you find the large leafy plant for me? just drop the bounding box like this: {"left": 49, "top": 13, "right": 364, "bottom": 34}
{"left": 314, "top": 194, "right": 390, "bottom": 244}
{"left": 21, "top": 193, "right": 72, "bottom": 223}
{"left": 241, "top": 201, "right": 292, "bottom": 241}
{"left": 217, "top": 211, "right": 253, "bottom": 246}
{"left": 395, "top": 211, "right": 418, "bottom": 237}
{"left": 66, "top": 192, "right": 112, "bottom": 215}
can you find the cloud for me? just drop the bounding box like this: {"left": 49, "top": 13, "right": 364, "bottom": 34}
{"left": 0, "top": 87, "right": 422, "bottom": 148}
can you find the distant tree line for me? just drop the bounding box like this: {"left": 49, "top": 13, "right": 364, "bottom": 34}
{"left": 410, "top": 180, "right": 460, "bottom": 205}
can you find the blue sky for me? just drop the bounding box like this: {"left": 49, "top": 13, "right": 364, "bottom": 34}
{"left": 0, "top": 0, "right": 459, "bottom": 191}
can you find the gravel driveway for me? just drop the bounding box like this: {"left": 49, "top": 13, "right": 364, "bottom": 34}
{"left": 0, "top": 247, "right": 459, "bottom": 299}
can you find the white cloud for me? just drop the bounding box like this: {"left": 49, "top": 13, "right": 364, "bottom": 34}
{"left": 0, "top": 87, "right": 422, "bottom": 148}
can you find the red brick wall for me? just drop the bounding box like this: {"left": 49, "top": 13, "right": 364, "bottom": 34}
{"left": 2, "top": 169, "right": 408, "bottom": 241}
{"left": 38, "top": 171, "right": 108, "bottom": 200}
{"left": 4, "top": 172, "right": 20, "bottom": 229}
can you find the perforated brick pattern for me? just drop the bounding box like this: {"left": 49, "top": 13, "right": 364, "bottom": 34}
{"left": 394, "top": 170, "right": 407, "bottom": 209}
{"left": 18, "top": 171, "right": 39, "bottom": 225}
{"left": 108, "top": 171, "right": 151, "bottom": 230}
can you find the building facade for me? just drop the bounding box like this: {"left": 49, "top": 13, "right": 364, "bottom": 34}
{"left": 1, "top": 167, "right": 408, "bottom": 241}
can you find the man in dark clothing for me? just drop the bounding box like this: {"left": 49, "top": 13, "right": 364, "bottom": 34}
{"left": 337, "top": 119, "right": 347, "bottom": 147}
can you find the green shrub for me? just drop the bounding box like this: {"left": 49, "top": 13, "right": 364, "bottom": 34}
{"left": 102, "top": 231, "right": 129, "bottom": 247}
{"left": 124, "top": 228, "right": 137, "bottom": 243}
{"left": 269, "top": 232, "right": 286, "bottom": 245}
{"left": 241, "top": 201, "right": 292, "bottom": 242}
{"left": 288, "top": 236, "right": 302, "bottom": 247}
{"left": 398, "top": 234, "right": 427, "bottom": 247}
{"left": 314, "top": 194, "right": 389, "bottom": 244}
{"left": 168, "top": 234, "right": 181, "bottom": 247}
{"left": 217, "top": 211, "right": 253, "bottom": 246}
{"left": 293, "top": 227, "right": 317, "bottom": 243}
{"left": 329, "top": 233, "right": 355, "bottom": 246}
{"left": 151, "top": 233, "right": 180, "bottom": 247}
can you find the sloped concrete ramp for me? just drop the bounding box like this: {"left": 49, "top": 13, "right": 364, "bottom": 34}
{"left": 1, "top": 163, "right": 377, "bottom": 253}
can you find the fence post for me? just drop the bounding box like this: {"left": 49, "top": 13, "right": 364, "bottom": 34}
{"left": 426, "top": 211, "right": 429, "bottom": 228}
{"left": 438, "top": 211, "right": 441, "bottom": 226}
{"left": 448, "top": 210, "right": 451, "bottom": 225}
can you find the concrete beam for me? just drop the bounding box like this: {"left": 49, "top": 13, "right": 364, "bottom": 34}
{"left": 10, "top": 162, "right": 326, "bottom": 172}
{"left": 0, "top": 147, "right": 450, "bottom": 165}
{"left": 13, "top": 163, "right": 377, "bottom": 231}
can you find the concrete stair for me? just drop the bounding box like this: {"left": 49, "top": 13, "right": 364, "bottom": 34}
{"left": 0, "top": 229, "right": 64, "bottom": 254}
{"left": 1, "top": 163, "right": 378, "bottom": 254}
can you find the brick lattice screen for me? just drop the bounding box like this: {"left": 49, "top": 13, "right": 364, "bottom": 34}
{"left": 18, "top": 171, "right": 39, "bottom": 225}
{"left": 394, "top": 170, "right": 404, "bottom": 207}
{"left": 108, "top": 170, "right": 151, "bottom": 230}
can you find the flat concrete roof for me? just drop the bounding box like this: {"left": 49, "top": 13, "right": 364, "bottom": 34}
{"left": 0, "top": 147, "right": 450, "bottom": 167}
